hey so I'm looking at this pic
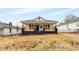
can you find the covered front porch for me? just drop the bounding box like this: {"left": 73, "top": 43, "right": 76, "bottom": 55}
{"left": 22, "top": 23, "right": 57, "bottom": 34}
{"left": 29, "top": 24, "right": 56, "bottom": 31}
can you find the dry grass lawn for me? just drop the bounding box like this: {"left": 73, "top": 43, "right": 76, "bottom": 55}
{"left": 0, "top": 33, "right": 79, "bottom": 51}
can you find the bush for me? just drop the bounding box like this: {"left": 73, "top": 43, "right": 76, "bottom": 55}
{"left": 31, "top": 41, "right": 38, "bottom": 48}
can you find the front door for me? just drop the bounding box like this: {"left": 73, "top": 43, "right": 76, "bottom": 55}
{"left": 36, "top": 25, "right": 39, "bottom": 31}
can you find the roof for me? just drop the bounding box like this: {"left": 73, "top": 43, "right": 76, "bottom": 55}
{"left": 58, "top": 17, "right": 79, "bottom": 26}
{"left": 0, "top": 22, "right": 20, "bottom": 29}
{"left": 21, "top": 16, "right": 58, "bottom": 24}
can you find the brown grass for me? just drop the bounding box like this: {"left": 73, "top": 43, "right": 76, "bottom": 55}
{"left": 0, "top": 33, "right": 79, "bottom": 51}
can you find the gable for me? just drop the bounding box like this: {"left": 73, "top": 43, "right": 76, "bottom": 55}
{"left": 35, "top": 18, "right": 44, "bottom": 21}
{"left": 34, "top": 16, "right": 46, "bottom": 21}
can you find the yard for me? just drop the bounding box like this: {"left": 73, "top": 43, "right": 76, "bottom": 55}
{"left": 0, "top": 33, "right": 79, "bottom": 51}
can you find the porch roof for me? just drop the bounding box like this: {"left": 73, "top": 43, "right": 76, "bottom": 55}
{"left": 0, "top": 22, "right": 20, "bottom": 29}
{"left": 21, "top": 16, "right": 58, "bottom": 24}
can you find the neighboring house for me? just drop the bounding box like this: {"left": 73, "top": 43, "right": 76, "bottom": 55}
{"left": 57, "top": 17, "right": 79, "bottom": 33}
{"left": 21, "top": 16, "right": 58, "bottom": 34}
{"left": 0, "top": 22, "right": 21, "bottom": 35}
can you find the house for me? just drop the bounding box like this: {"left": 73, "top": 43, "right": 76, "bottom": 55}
{"left": 57, "top": 17, "right": 79, "bottom": 33}
{"left": 0, "top": 22, "right": 21, "bottom": 35}
{"left": 21, "top": 16, "right": 58, "bottom": 34}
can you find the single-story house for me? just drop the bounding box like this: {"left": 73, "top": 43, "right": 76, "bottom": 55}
{"left": 0, "top": 22, "right": 21, "bottom": 35}
{"left": 21, "top": 16, "right": 58, "bottom": 34}
{"left": 57, "top": 17, "right": 79, "bottom": 33}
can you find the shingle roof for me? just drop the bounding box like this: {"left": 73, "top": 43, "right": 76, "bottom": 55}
{"left": 58, "top": 17, "right": 79, "bottom": 26}
{"left": 0, "top": 22, "right": 20, "bottom": 29}
{"left": 21, "top": 16, "right": 58, "bottom": 24}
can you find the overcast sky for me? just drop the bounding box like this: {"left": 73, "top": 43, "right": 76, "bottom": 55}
{"left": 0, "top": 8, "right": 78, "bottom": 26}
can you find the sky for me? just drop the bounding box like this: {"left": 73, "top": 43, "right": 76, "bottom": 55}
{"left": 0, "top": 8, "right": 79, "bottom": 26}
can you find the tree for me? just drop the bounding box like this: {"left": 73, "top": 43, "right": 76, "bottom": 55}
{"left": 64, "top": 14, "right": 77, "bottom": 32}
{"left": 64, "top": 14, "right": 77, "bottom": 22}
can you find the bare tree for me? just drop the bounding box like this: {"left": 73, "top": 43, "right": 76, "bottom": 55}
{"left": 64, "top": 14, "right": 77, "bottom": 22}
{"left": 64, "top": 14, "right": 77, "bottom": 32}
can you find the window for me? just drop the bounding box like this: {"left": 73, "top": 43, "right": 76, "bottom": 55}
{"left": 17, "top": 28, "right": 19, "bottom": 31}
{"left": 32, "top": 25, "right": 34, "bottom": 29}
{"left": 9, "top": 28, "right": 11, "bottom": 33}
{"left": 29, "top": 24, "right": 34, "bottom": 29}
{"left": 44, "top": 24, "right": 50, "bottom": 29}
{"left": 29, "top": 25, "right": 31, "bottom": 29}
{"left": 48, "top": 25, "right": 50, "bottom": 29}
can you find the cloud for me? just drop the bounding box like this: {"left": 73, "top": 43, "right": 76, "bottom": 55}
{"left": 47, "top": 8, "right": 78, "bottom": 16}
{"left": 0, "top": 8, "right": 47, "bottom": 15}
{"left": 0, "top": 8, "right": 77, "bottom": 16}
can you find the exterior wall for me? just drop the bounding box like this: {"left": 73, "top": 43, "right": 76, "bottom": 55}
{"left": 57, "top": 22, "right": 79, "bottom": 33}
{"left": 11, "top": 28, "right": 17, "bottom": 34}
{"left": 11, "top": 28, "right": 21, "bottom": 34}
{"left": 4, "top": 28, "right": 11, "bottom": 35}
{"left": 17, "top": 29, "right": 21, "bottom": 34}
{"left": 57, "top": 25, "right": 70, "bottom": 32}
{"left": 3, "top": 28, "right": 21, "bottom": 35}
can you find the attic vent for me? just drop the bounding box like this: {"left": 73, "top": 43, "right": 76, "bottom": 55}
{"left": 35, "top": 16, "right": 45, "bottom": 21}
{"left": 38, "top": 17, "right": 40, "bottom": 20}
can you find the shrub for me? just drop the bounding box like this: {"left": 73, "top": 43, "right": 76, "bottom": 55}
{"left": 31, "top": 41, "right": 38, "bottom": 48}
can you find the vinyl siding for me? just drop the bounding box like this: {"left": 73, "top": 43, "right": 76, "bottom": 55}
{"left": 57, "top": 22, "right": 79, "bottom": 32}
{"left": 4, "top": 28, "right": 11, "bottom": 35}
{"left": 3, "top": 28, "right": 21, "bottom": 35}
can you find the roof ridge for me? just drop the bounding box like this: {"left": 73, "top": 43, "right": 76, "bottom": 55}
{"left": 0, "top": 22, "right": 20, "bottom": 28}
